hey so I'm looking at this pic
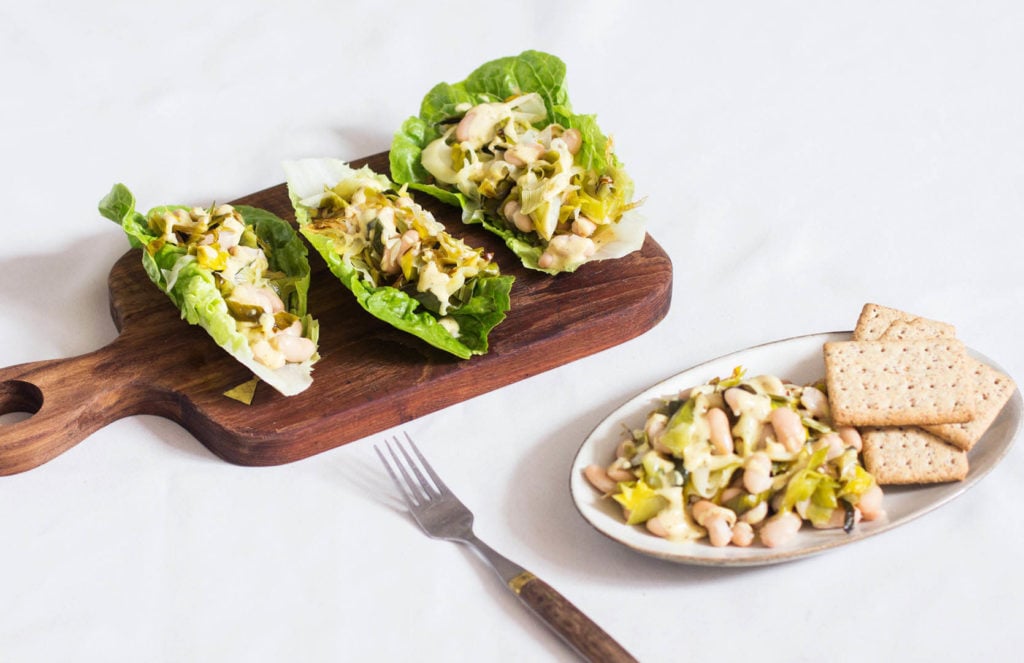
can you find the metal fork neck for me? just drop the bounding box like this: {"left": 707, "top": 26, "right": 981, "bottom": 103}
{"left": 460, "top": 531, "right": 528, "bottom": 586}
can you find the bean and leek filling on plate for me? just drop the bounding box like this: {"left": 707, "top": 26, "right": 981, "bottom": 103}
{"left": 100, "top": 184, "right": 319, "bottom": 396}
{"left": 392, "top": 50, "right": 646, "bottom": 274}
{"left": 584, "top": 368, "right": 885, "bottom": 549}
{"left": 284, "top": 158, "right": 513, "bottom": 359}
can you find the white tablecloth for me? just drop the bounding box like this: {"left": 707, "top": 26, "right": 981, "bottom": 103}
{"left": 2, "top": 2, "right": 1022, "bottom": 661}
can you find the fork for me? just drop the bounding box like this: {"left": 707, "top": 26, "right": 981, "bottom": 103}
{"left": 376, "top": 433, "right": 637, "bottom": 663}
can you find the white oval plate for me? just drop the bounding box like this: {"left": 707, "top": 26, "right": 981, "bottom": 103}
{"left": 570, "top": 331, "right": 1022, "bottom": 566}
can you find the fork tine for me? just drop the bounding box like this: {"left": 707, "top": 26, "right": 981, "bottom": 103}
{"left": 401, "top": 432, "right": 450, "bottom": 495}
{"left": 374, "top": 443, "right": 421, "bottom": 508}
{"left": 379, "top": 438, "right": 435, "bottom": 506}
{"left": 388, "top": 438, "right": 434, "bottom": 505}
{"left": 392, "top": 434, "right": 440, "bottom": 500}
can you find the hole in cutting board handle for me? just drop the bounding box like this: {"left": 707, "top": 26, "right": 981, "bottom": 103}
{"left": 0, "top": 380, "right": 43, "bottom": 425}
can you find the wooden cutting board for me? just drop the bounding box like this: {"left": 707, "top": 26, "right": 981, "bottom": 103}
{"left": 0, "top": 152, "right": 672, "bottom": 476}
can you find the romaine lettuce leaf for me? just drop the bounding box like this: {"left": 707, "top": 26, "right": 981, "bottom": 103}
{"left": 390, "top": 50, "right": 645, "bottom": 274}
{"left": 283, "top": 158, "right": 512, "bottom": 359}
{"left": 98, "top": 184, "right": 318, "bottom": 396}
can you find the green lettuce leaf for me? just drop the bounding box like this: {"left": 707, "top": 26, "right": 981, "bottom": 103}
{"left": 98, "top": 184, "right": 318, "bottom": 396}
{"left": 283, "top": 158, "right": 512, "bottom": 359}
{"left": 390, "top": 50, "right": 645, "bottom": 274}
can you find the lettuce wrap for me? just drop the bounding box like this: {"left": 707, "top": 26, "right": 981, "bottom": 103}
{"left": 390, "top": 50, "right": 645, "bottom": 274}
{"left": 99, "top": 184, "right": 319, "bottom": 396}
{"left": 283, "top": 158, "right": 512, "bottom": 359}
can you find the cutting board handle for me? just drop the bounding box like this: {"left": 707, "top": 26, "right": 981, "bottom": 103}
{"left": 0, "top": 336, "right": 145, "bottom": 476}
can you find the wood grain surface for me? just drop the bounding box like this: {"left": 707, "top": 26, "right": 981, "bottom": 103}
{"left": 0, "top": 152, "right": 672, "bottom": 475}
{"left": 516, "top": 576, "right": 638, "bottom": 662}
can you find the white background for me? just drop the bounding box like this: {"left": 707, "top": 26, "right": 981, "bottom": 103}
{"left": 2, "top": 2, "right": 1022, "bottom": 661}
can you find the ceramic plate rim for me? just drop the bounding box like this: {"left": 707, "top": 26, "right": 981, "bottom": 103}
{"left": 569, "top": 331, "right": 1022, "bottom": 567}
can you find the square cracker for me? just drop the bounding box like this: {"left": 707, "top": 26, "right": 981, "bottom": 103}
{"left": 859, "top": 305, "right": 1016, "bottom": 450}
{"left": 862, "top": 426, "right": 968, "bottom": 484}
{"left": 879, "top": 318, "right": 955, "bottom": 342}
{"left": 922, "top": 360, "right": 1016, "bottom": 451}
{"left": 823, "top": 338, "right": 975, "bottom": 426}
{"left": 853, "top": 303, "right": 956, "bottom": 341}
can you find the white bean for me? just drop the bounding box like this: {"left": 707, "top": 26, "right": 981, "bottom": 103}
{"left": 229, "top": 284, "right": 285, "bottom": 315}
{"left": 380, "top": 239, "right": 404, "bottom": 274}
{"left": 838, "top": 426, "right": 863, "bottom": 452}
{"left": 646, "top": 515, "right": 669, "bottom": 538}
{"left": 800, "top": 386, "right": 830, "bottom": 418}
{"left": 270, "top": 334, "right": 316, "bottom": 363}
{"left": 770, "top": 407, "right": 806, "bottom": 452}
{"left": 692, "top": 500, "right": 734, "bottom": 525}
{"left": 265, "top": 289, "right": 285, "bottom": 314}
{"left": 502, "top": 199, "right": 535, "bottom": 233}
{"left": 561, "top": 128, "right": 583, "bottom": 155}
{"left": 512, "top": 211, "right": 534, "bottom": 233}
{"left": 759, "top": 511, "right": 803, "bottom": 548}
{"left": 740, "top": 500, "right": 768, "bottom": 525}
{"left": 691, "top": 500, "right": 737, "bottom": 547}
{"left": 707, "top": 407, "right": 734, "bottom": 455}
{"left": 251, "top": 339, "right": 285, "bottom": 370}
{"left": 731, "top": 521, "right": 755, "bottom": 547}
{"left": 505, "top": 142, "right": 545, "bottom": 167}
{"left": 547, "top": 234, "right": 597, "bottom": 261}
{"left": 719, "top": 487, "right": 742, "bottom": 504}
{"left": 857, "top": 484, "right": 885, "bottom": 521}
{"left": 583, "top": 465, "right": 617, "bottom": 494}
{"left": 572, "top": 216, "right": 597, "bottom": 237}
{"left": 690, "top": 499, "right": 716, "bottom": 525}
{"left": 645, "top": 413, "right": 670, "bottom": 453}
{"left": 723, "top": 388, "right": 747, "bottom": 416}
{"left": 605, "top": 458, "right": 634, "bottom": 482}
{"left": 743, "top": 452, "right": 773, "bottom": 494}
{"left": 455, "top": 102, "right": 504, "bottom": 146}
{"left": 815, "top": 433, "right": 845, "bottom": 461}
{"left": 281, "top": 319, "right": 303, "bottom": 337}
{"left": 705, "top": 514, "right": 733, "bottom": 547}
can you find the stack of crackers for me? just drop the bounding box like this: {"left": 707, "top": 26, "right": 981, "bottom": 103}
{"left": 823, "top": 303, "right": 1016, "bottom": 484}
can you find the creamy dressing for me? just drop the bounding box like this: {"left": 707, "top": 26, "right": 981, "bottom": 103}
{"left": 303, "top": 179, "right": 500, "bottom": 329}
{"left": 584, "top": 368, "right": 882, "bottom": 549}
{"left": 147, "top": 204, "right": 316, "bottom": 370}
{"left": 418, "top": 92, "right": 635, "bottom": 272}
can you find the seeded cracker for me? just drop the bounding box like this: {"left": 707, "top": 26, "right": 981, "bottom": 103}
{"left": 823, "top": 338, "right": 975, "bottom": 426}
{"left": 861, "top": 427, "right": 968, "bottom": 484}
{"left": 879, "top": 318, "right": 955, "bottom": 342}
{"left": 853, "top": 303, "right": 956, "bottom": 341}
{"left": 921, "top": 361, "right": 1016, "bottom": 451}
{"left": 869, "top": 309, "right": 1017, "bottom": 450}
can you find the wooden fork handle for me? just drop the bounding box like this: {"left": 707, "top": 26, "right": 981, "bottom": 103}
{"left": 509, "top": 572, "right": 637, "bottom": 662}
